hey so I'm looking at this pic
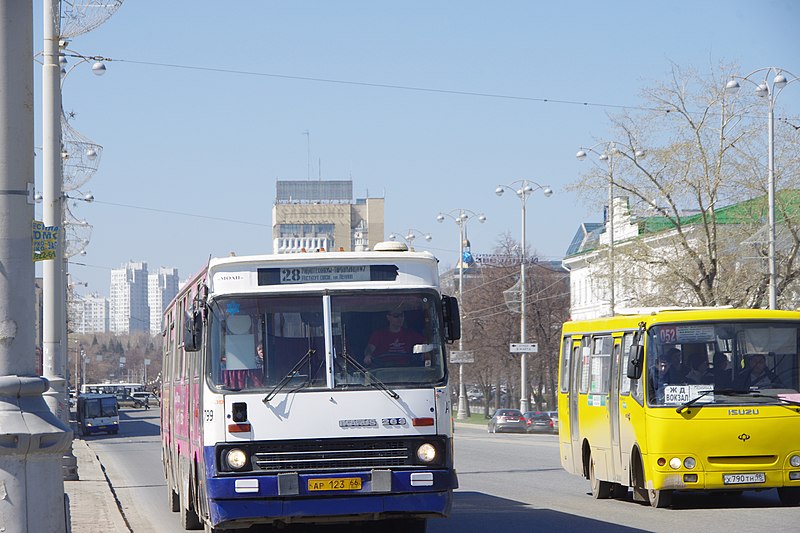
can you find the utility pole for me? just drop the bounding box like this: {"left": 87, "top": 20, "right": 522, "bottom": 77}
{"left": 0, "top": 2, "right": 71, "bottom": 531}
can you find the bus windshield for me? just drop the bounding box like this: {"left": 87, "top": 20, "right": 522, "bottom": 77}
{"left": 208, "top": 291, "right": 446, "bottom": 392}
{"left": 646, "top": 321, "right": 800, "bottom": 407}
{"left": 85, "top": 397, "right": 118, "bottom": 418}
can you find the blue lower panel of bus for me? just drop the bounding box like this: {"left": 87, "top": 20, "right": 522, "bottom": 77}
{"left": 203, "top": 445, "right": 455, "bottom": 526}
{"left": 208, "top": 489, "right": 451, "bottom": 527}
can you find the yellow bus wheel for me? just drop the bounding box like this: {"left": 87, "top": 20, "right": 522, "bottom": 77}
{"left": 648, "top": 488, "right": 673, "bottom": 508}
{"left": 589, "top": 454, "right": 612, "bottom": 499}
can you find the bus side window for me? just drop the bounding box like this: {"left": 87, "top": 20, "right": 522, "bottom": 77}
{"left": 559, "top": 337, "right": 571, "bottom": 393}
{"left": 620, "top": 332, "right": 632, "bottom": 396}
{"left": 579, "top": 337, "right": 591, "bottom": 394}
{"left": 589, "top": 335, "right": 613, "bottom": 394}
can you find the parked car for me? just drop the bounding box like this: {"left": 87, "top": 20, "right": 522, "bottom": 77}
{"left": 132, "top": 391, "right": 159, "bottom": 407}
{"left": 115, "top": 392, "right": 145, "bottom": 408}
{"left": 488, "top": 408, "right": 527, "bottom": 433}
{"left": 524, "top": 412, "right": 555, "bottom": 434}
{"left": 545, "top": 411, "right": 559, "bottom": 434}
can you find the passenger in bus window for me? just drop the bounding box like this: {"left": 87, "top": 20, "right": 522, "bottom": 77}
{"left": 650, "top": 348, "right": 684, "bottom": 402}
{"left": 686, "top": 352, "right": 712, "bottom": 384}
{"left": 740, "top": 353, "right": 781, "bottom": 389}
{"left": 712, "top": 351, "right": 733, "bottom": 389}
{"left": 363, "top": 308, "right": 426, "bottom": 367}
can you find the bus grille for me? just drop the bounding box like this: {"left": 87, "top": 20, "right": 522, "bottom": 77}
{"left": 251, "top": 438, "right": 414, "bottom": 473}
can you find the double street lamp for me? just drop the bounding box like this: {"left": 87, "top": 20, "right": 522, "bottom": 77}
{"left": 725, "top": 67, "right": 799, "bottom": 310}
{"left": 437, "top": 209, "right": 486, "bottom": 419}
{"left": 576, "top": 142, "right": 644, "bottom": 316}
{"left": 388, "top": 229, "right": 432, "bottom": 250}
{"left": 495, "top": 181, "right": 552, "bottom": 413}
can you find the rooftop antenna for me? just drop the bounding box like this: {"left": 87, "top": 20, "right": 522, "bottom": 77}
{"left": 302, "top": 129, "right": 310, "bottom": 180}
{"left": 318, "top": 157, "right": 321, "bottom": 180}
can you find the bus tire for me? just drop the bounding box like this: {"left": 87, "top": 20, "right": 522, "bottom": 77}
{"left": 167, "top": 478, "right": 179, "bottom": 513}
{"left": 589, "top": 453, "right": 612, "bottom": 499}
{"left": 180, "top": 484, "right": 202, "bottom": 530}
{"left": 778, "top": 487, "right": 800, "bottom": 506}
{"left": 648, "top": 487, "right": 673, "bottom": 508}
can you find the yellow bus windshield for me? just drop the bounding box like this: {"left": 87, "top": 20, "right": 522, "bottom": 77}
{"left": 645, "top": 321, "right": 799, "bottom": 407}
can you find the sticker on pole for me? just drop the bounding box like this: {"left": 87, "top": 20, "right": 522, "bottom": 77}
{"left": 510, "top": 343, "right": 538, "bottom": 353}
{"left": 449, "top": 350, "right": 474, "bottom": 363}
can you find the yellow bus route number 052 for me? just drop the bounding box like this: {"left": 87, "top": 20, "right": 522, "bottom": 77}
{"left": 308, "top": 477, "right": 362, "bottom": 491}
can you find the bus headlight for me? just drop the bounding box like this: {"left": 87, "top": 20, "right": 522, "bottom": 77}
{"left": 684, "top": 457, "right": 696, "bottom": 469}
{"left": 225, "top": 448, "right": 248, "bottom": 470}
{"left": 669, "top": 457, "right": 682, "bottom": 470}
{"left": 790, "top": 455, "right": 800, "bottom": 468}
{"left": 416, "top": 443, "right": 437, "bottom": 463}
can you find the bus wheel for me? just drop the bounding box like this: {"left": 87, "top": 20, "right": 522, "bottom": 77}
{"left": 648, "top": 487, "right": 673, "bottom": 508}
{"left": 180, "top": 486, "right": 202, "bottom": 530}
{"left": 167, "top": 484, "right": 179, "bottom": 513}
{"left": 589, "top": 454, "right": 612, "bottom": 499}
{"left": 778, "top": 487, "right": 800, "bottom": 506}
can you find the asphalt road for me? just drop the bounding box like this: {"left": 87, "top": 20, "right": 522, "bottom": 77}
{"left": 85, "top": 409, "right": 800, "bottom": 532}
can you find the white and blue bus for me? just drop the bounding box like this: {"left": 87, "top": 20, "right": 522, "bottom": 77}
{"left": 161, "top": 243, "right": 460, "bottom": 532}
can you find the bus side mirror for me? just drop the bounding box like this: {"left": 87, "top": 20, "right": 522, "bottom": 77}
{"left": 442, "top": 295, "right": 461, "bottom": 342}
{"left": 627, "top": 344, "right": 643, "bottom": 380}
{"left": 184, "top": 310, "right": 202, "bottom": 352}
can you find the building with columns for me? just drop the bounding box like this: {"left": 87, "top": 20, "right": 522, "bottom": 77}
{"left": 272, "top": 180, "right": 384, "bottom": 253}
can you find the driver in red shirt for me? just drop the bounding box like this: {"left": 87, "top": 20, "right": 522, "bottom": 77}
{"left": 363, "top": 309, "right": 426, "bottom": 367}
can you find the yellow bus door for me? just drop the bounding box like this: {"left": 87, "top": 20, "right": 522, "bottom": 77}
{"left": 568, "top": 338, "right": 583, "bottom": 473}
{"left": 608, "top": 339, "right": 623, "bottom": 484}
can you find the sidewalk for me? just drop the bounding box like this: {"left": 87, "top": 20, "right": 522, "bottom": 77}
{"left": 64, "top": 438, "right": 129, "bottom": 533}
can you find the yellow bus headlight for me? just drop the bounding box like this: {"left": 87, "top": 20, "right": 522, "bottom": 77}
{"left": 790, "top": 455, "right": 800, "bottom": 468}
{"left": 669, "top": 457, "right": 682, "bottom": 470}
{"left": 683, "top": 457, "right": 696, "bottom": 469}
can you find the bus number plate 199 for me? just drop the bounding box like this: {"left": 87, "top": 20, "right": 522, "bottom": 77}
{"left": 308, "top": 477, "right": 362, "bottom": 491}
{"left": 723, "top": 473, "right": 765, "bottom": 485}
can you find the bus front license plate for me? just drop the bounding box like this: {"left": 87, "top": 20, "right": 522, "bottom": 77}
{"left": 723, "top": 473, "right": 765, "bottom": 485}
{"left": 308, "top": 477, "right": 362, "bottom": 491}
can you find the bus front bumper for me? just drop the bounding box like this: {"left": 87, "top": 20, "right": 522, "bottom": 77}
{"left": 205, "top": 469, "right": 456, "bottom": 527}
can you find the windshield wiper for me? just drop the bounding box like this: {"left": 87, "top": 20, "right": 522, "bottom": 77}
{"left": 263, "top": 349, "right": 316, "bottom": 404}
{"left": 676, "top": 389, "right": 715, "bottom": 413}
{"left": 336, "top": 350, "right": 399, "bottom": 400}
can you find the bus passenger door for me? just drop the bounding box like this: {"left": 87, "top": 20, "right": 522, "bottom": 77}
{"left": 608, "top": 339, "right": 622, "bottom": 484}
{"left": 568, "top": 339, "right": 583, "bottom": 473}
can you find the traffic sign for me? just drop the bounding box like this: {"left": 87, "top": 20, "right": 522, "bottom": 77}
{"left": 510, "top": 343, "right": 538, "bottom": 353}
{"left": 449, "top": 350, "right": 474, "bottom": 363}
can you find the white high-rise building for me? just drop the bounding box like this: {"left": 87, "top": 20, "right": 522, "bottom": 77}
{"left": 110, "top": 261, "right": 149, "bottom": 334}
{"left": 72, "top": 293, "right": 109, "bottom": 334}
{"left": 148, "top": 267, "right": 179, "bottom": 335}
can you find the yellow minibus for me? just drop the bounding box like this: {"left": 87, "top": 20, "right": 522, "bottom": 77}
{"left": 558, "top": 308, "right": 800, "bottom": 507}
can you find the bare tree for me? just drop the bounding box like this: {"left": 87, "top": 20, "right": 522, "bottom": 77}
{"left": 462, "top": 234, "right": 569, "bottom": 414}
{"left": 571, "top": 62, "right": 800, "bottom": 308}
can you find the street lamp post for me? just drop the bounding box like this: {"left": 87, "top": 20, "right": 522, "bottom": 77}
{"left": 437, "top": 209, "right": 486, "bottom": 419}
{"left": 725, "top": 67, "right": 799, "bottom": 310}
{"left": 388, "top": 228, "right": 432, "bottom": 251}
{"left": 495, "top": 181, "right": 552, "bottom": 413}
{"left": 577, "top": 143, "right": 644, "bottom": 316}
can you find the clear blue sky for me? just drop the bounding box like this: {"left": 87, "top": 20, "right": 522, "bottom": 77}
{"left": 31, "top": 1, "right": 800, "bottom": 297}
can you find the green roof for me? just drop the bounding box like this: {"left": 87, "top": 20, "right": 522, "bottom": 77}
{"left": 639, "top": 189, "right": 800, "bottom": 235}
